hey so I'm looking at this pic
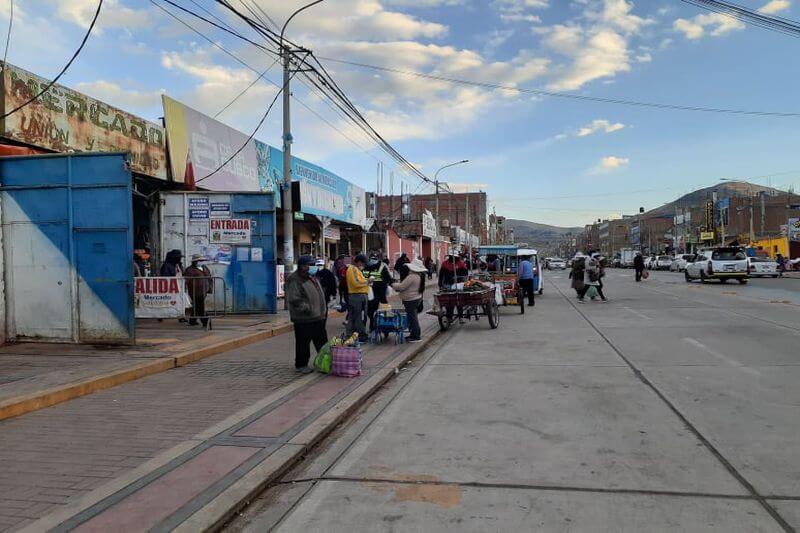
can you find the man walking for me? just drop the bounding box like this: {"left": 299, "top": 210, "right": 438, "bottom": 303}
{"left": 184, "top": 254, "right": 213, "bottom": 326}
{"left": 518, "top": 255, "right": 535, "bottom": 306}
{"left": 286, "top": 256, "right": 329, "bottom": 374}
{"left": 633, "top": 252, "right": 645, "bottom": 282}
{"left": 346, "top": 254, "right": 371, "bottom": 342}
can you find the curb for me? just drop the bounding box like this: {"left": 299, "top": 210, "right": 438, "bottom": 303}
{"left": 175, "top": 327, "right": 441, "bottom": 532}
{"left": 0, "top": 322, "right": 294, "bottom": 421}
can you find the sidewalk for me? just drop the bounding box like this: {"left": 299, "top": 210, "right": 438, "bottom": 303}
{"left": 0, "top": 302, "right": 441, "bottom": 532}
{"left": 0, "top": 313, "right": 294, "bottom": 420}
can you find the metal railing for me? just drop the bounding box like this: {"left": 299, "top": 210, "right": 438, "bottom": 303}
{"left": 181, "top": 276, "right": 228, "bottom": 330}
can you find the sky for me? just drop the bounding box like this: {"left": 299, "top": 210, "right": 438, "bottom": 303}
{"left": 4, "top": 0, "right": 800, "bottom": 226}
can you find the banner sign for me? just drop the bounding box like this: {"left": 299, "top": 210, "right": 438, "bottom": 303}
{"left": 2, "top": 63, "right": 167, "bottom": 179}
{"left": 188, "top": 197, "right": 209, "bottom": 220}
{"left": 210, "top": 202, "right": 230, "bottom": 218}
{"left": 700, "top": 231, "right": 715, "bottom": 241}
{"left": 134, "top": 277, "right": 186, "bottom": 318}
{"left": 789, "top": 218, "right": 800, "bottom": 242}
{"left": 705, "top": 200, "right": 714, "bottom": 229}
{"left": 210, "top": 218, "right": 251, "bottom": 244}
{"left": 277, "top": 265, "right": 286, "bottom": 298}
{"left": 256, "top": 141, "right": 282, "bottom": 208}
{"left": 324, "top": 225, "right": 341, "bottom": 241}
{"left": 422, "top": 211, "right": 437, "bottom": 238}
{"left": 163, "top": 95, "right": 259, "bottom": 191}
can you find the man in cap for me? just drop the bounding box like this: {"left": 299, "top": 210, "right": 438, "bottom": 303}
{"left": 346, "top": 254, "right": 371, "bottom": 342}
{"left": 363, "top": 253, "right": 393, "bottom": 331}
{"left": 286, "top": 255, "right": 329, "bottom": 374}
{"left": 184, "top": 254, "right": 213, "bottom": 326}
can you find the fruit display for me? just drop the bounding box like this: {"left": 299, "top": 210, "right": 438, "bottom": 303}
{"left": 331, "top": 333, "right": 360, "bottom": 347}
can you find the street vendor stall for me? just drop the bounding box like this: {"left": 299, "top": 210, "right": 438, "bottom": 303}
{"left": 429, "top": 279, "right": 500, "bottom": 331}
{"left": 478, "top": 246, "right": 543, "bottom": 312}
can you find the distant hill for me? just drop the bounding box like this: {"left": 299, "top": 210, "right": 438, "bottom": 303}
{"left": 505, "top": 219, "right": 582, "bottom": 247}
{"left": 648, "top": 181, "right": 788, "bottom": 215}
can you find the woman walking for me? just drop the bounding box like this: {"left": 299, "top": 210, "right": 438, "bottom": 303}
{"left": 392, "top": 259, "right": 427, "bottom": 343}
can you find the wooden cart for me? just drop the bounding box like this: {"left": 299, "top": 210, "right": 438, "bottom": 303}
{"left": 429, "top": 287, "right": 500, "bottom": 331}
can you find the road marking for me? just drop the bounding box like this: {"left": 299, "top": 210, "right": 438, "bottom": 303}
{"left": 623, "top": 307, "right": 651, "bottom": 320}
{"left": 682, "top": 338, "right": 761, "bottom": 376}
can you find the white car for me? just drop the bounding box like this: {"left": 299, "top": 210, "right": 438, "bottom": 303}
{"left": 548, "top": 258, "right": 566, "bottom": 270}
{"left": 748, "top": 256, "right": 779, "bottom": 278}
{"left": 685, "top": 247, "right": 749, "bottom": 284}
{"left": 655, "top": 255, "right": 673, "bottom": 270}
{"left": 670, "top": 254, "right": 695, "bottom": 272}
{"left": 644, "top": 256, "right": 656, "bottom": 269}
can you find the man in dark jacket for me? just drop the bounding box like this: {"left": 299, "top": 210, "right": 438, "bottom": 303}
{"left": 286, "top": 256, "right": 329, "bottom": 374}
{"left": 184, "top": 254, "right": 213, "bottom": 326}
{"left": 314, "top": 259, "right": 338, "bottom": 304}
{"left": 159, "top": 249, "right": 183, "bottom": 277}
{"left": 364, "top": 254, "right": 393, "bottom": 331}
{"left": 633, "top": 252, "right": 646, "bottom": 282}
{"left": 394, "top": 252, "right": 410, "bottom": 273}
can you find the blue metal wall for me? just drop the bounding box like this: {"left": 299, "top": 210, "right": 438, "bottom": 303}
{"left": 231, "top": 193, "right": 277, "bottom": 313}
{"left": 0, "top": 153, "right": 134, "bottom": 343}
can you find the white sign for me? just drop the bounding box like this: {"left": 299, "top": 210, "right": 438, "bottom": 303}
{"left": 422, "top": 211, "right": 437, "bottom": 238}
{"left": 134, "top": 277, "right": 186, "bottom": 318}
{"left": 188, "top": 198, "right": 209, "bottom": 220}
{"left": 277, "top": 265, "right": 286, "bottom": 298}
{"left": 324, "top": 225, "right": 341, "bottom": 241}
{"left": 210, "top": 218, "right": 251, "bottom": 244}
{"left": 210, "top": 202, "right": 231, "bottom": 219}
{"left": 251, "top": 247, "right": 263, "bottom": 262}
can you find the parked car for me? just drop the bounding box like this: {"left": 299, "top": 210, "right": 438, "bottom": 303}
{"left": 685, "top": 247, "right": 749, "bottom": 284}
{"left": 644, "top": 255, "right": 656, "bottom": 269}
{"left": 548, "top": 257, "right": 566, "bottom": 270}
{"left": 655, "top": 255, "right": 673, "bottom": 270}
{"left": 670, "top": 254, "right": 695, "bottom": 272}
{"left": 748, "top": 256, "right": 779, "bottom": 278}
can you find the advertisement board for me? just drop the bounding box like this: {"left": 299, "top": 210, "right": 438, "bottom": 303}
{"left": 324, "top": 225, "right": 341, "bottom": 241}
{"left": 700, "top": 231, "right": 715, "bottom": 241}
{"left": 277, "top": 265, "right": 286, "bottom": 298}
{"left": 162, "top": 95, "right": 259, "bottom": 191}
{"left": 789, "top": 218, "right": 800, "bottom": 242}
{"left": 2, "top": 63, "right": 167, "bottom": 179}
{"left": 134, "top": 277, "right": 186, "bottom": 318}
{"left": 210, "top": 218, "right": 251, "bottom": 244}
{"left": 422, "top": 211, "right": 437, "bottom": 238}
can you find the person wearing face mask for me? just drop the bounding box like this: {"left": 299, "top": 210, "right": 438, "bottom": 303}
{"left": 314, "top": 259, "right": 338, "bottom": 305}
{"left": 286, "top": 255, "right": 329, "bottom": 374}
{"left": 363, "top": 254, "right": 393, "bottom": 331}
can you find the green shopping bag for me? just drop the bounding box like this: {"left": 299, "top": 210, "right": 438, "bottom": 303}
{"left": 586, "top": 286, "right": 599, "bottom": 299}
{"left": 313, "top": 341, "right": 334, "bottom": 374}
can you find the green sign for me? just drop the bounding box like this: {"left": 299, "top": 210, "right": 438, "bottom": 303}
{"left": 294, "top": 211, "right": 305, "bottom": 221}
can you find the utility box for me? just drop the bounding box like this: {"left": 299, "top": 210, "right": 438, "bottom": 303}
{"left": 0, "top": 153, "right": 135, "bottom": 344}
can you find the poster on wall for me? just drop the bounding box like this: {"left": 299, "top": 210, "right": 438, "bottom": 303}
{"left": 277, "top": 265, "right": 285, "bottom": 298}
{"left": 210, "top": 218, "right": 251, "bottom": 244}
{"left": 135, "top": 277, "right": 186, "bottom": 318}
{"left": 257, "top": 142, "right": 282, "bottom": 208}
{"left": 210, "top": 202, "right": 231, "bottom": 218}
{"left": 188, "top": 198, "right": 209, "bottom": 219}
{"left": 789, "top": 218, "right": 800, "bottom": 242}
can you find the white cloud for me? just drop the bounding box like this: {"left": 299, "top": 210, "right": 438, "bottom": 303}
{"left": 576, "top": 119, "right": 625, "bottom": 137}
{"left": 56, "top": 0, "right": 150, "bottom": 31}
{"left": 493, "top": 0, "right": 547, "bottom": 23}
{"left": 592, "top": 156, "right": 630, "bottom": 173}
{"left": 674, "top": 13, "right": 746, "bottom": 40}
{"left": 759, "top": 0, "right": 791, "bottom": 14}
{"left": 75, "top": 80, "right": 163, "bottom": 112}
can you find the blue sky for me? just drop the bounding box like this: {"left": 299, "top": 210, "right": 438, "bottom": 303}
{"left": 5, "top": 0, "right": 800, "bottom": 226}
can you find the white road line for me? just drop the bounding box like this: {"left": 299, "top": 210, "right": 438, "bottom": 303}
{"left": 682, "top": 337, "right": 761, "bottom": 376}
{"left": 623, "top": 307, "right": 651, "bottom": 320}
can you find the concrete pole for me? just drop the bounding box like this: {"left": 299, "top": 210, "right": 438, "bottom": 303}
{"left": 281, "top": 45, "right": 294, "bottom": 270}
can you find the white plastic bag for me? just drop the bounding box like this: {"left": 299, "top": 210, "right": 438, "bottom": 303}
{"left": 368, "top": 286, "right": 375, "bottom": 301}
{"left": 386, "top": 285, "right": 395, "bottom": 299}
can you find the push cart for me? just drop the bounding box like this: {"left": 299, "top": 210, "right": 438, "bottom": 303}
{"left": 371, "top": 309, "right": 409, "bottom": 345}
{"left": 429, "top": 287, "right": 500, "bottom": 331}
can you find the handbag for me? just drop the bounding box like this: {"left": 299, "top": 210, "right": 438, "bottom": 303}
{"left": 313, "top": 341, "right": 333, "bottom": 374}
{"left": 416, "top": 299, "right": 424, "bottom": 313}
{"left": 586, "top": 286, "right": 599, "bottom": 299}
{"left": 642, "top": 270, "right": 650, "bottom": 280}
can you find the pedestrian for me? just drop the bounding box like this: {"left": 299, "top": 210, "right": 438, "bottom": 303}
{"left": 777, "top": 253, "right": 786, "bottom": 277}
{"left": 159, "top": 249, "right": 183, "bottom": 277}
{"left": 346, "top": 254, "right": 371, "bottom": 342}
{"left": 455, "top": 256, "right": 469, "bottom": 282}
{"left": 590, "top": 252, "right": 608, "bottom": 302}
{"left": 184, "top": 254, "right": 213, "bottom": 326}
{"left": 569, "top": 255, "right": 585, "bottom": 298}
{"left": 633, "top": 252, "right": 646, "bottom": 282}
{"left": 314, "top": 259, "right": 338, "bottom": 305}
{"left": 364, "top": 254, "right": 393, "bottom": 331}
{"left": 517, "top": 255, "right": 536, "bottom": 306}
{"left": 394, "top": 252, "right": 410, "bottom": 273}
{"left": 438, "top": 255, "right": 456, "bottom": 289}
{"left": 392, "top": 259, "right": 427, "bottom": 343}
{"left": 334, "top": 255, "right": 349, "bottom": 312}
{"left": 577, "top": 254, "right": 606, "bottom": 303}
{"left": 424, "top": 256, "right": 434, "bottom": 280}
{"left": 285, "top": 255, "right": 329, "bottom": 374}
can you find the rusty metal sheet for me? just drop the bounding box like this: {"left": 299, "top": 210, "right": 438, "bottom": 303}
{"left": 1, "top": 63, "right": 167, "bottom": 180}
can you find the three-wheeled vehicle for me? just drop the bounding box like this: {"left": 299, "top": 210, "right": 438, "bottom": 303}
{"left": 478, "top": 246, "right": 544, "bottom": 309}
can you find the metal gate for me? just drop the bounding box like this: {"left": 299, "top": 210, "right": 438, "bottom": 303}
{"left": 0, "top": 153, "right": 134, "bottom": 343}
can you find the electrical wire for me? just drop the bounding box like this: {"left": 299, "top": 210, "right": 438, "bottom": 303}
{"left": 314, "top": 56, "right": 800, "bottom": 118}
{"left": 214, "top": 57, "right": 278, "bottom": 117}
{"left": 679, "top": 0, "right": 800, "bottom": 38}
{"left": 2, "top": 0, "right": 13, "bottom": 73}
{"left": 1, "top": 0, "right": 102, "bottom": 120}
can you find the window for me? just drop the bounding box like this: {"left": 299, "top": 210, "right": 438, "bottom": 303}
{"left": 712, "top": 248, "right": 745, "bottom": 260}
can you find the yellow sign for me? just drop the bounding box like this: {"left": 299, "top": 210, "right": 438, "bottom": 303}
{"left": 700, "top": 231, "right": 715, "bottom": 241}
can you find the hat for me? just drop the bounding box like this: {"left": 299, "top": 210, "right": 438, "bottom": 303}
{"left": 298, "top": 255, "right": 315, "bottom": 267}
{"left": 190, "top": 254, "right": 205, "bottom": 262}
{"left": 407, "top": 258, "right": 427, "bottom": 273}
{"left": 354, "top": 253, "right": 369, "bottom": 264}
{"left": 315, "top": 259, "right": 325, "bottom": 267}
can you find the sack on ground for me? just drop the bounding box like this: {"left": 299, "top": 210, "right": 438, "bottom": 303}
{"left": 642, "top": 270, "right": 650, "bottom": 280}
{"left": 313, "top": 341, "right": 334, "bottom": 374}
{"left": 586, "top": 286, "right": 599, "bottom": 299}
{"left": 331, "top": 345, "right": 362, "bottom": 377}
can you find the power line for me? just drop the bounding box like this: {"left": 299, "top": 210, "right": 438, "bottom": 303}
{"left": 214, "top": 57, "right": 278, "bottom": 117}
{"left": 315, "top": 56, "right": 800, "bottom": 118}
{"left": 2, "top": 0, "right": 13, "bottom": 73}
{"left": 680, "top": 0, "right": 800, "bottom": 38}
{"left": 1, "top": 0, "right": 102, "bottom": 120}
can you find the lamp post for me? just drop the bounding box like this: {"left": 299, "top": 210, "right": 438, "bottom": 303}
{"left": 433, "top": 160, "right": 469, "bottom": 264}
{"left": 280, "top": 0, "right": 324, "bottom": 271}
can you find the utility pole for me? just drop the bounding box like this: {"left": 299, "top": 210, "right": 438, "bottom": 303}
{"left": 433, "top": 160, "right": 469, "bottom": 264}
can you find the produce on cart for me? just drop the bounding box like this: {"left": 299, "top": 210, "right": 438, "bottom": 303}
{"left": 429, "top": 279, "right": 500, "bottom": 331}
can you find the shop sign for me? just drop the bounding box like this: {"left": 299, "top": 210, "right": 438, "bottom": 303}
{"left": 700, "top": 231, "right": 715, "bottom": 241}
{"left": 705, "top": 200, "right": 714, "bottom": 229}
{"left": 422, "top": 211, "right": 437, "bottom": 238}
{"left": 210, "top": 218, "right": 251, "bottom": 244}
{"left": 2, "top": 63, "right": 167, "bottom": 179}
{"left": 188, "top": 197, "right": 209, "bottom": 220}
{"left": 294, "top": 211, "right": 305, "bottom": 221}
{"left": 210, "top": 202, "right": 231, "bottom": 219}
{"left": 256, "top": 141, "right": 282, "bottom": 208}
{"left": 324, "top": 225, "right": 341, "bottom": 241}
{"left": 163, "top": 96, "right": 259, "bottom": 191}
{"left": 134, "top": 277, "right": 186, "bottom": 318}
{"left": 789, "top": 218, "right": 800, "bottom": 242}
{"left": 277, "top": 265, "right": 286, "bottom": 298}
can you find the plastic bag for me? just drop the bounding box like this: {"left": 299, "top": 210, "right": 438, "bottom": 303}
{"left": 386, "top": 285, "right": 395, "bottom": 299}
{"left": 586, "top": 286, "right": 599, "bottom": 299}
{"left": 368, "top": 286, "right": 375, "bottom": 301}
{"left": 313, "top": 341, "right": 334, "bottom": 374}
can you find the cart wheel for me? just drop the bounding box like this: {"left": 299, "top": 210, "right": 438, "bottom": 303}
{"left": 438, "top": 314, "right": 452, "bottom": 331}
{"left": 518, "top": 288, "right": 525, "bottom": 314}
{"left": 487, "top": 301, "right": 500, "bottom": 329}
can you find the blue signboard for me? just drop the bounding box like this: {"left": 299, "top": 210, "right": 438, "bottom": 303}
{"left": 255, "top": 140, "right": 282, "bottom": 208}
{"left": 266, "top": 145, "right": 366, "bottom": 226}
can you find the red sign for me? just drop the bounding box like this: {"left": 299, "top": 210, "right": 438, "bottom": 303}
{"left": 134, "top": 277, "right": 185, "bottom": 318}
{"left": 210, "top": 218, "right": 252, "bottom": 244}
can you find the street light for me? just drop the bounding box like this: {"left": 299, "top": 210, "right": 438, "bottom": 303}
{"left": 433, "top": 160, "right": 469, "bottom": 263}
{"left": 280, "top": 0, "right": 325, "bottom": 271}
{"left": 720, "top": 178, "right": 755, "bottom": 243}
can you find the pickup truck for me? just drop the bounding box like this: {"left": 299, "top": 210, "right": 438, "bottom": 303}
{"left": 685, "top": 247, "right": 749, "bottom": 284}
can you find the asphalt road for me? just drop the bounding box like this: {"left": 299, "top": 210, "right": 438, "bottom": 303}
{"left": 228, "top": 270, "right": 800, "bottom": 532}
